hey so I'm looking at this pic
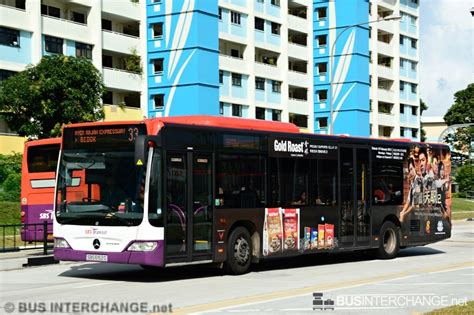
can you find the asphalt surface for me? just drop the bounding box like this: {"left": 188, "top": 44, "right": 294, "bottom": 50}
{"left": 0, "top": 221, "right": 472, "bottom": 315}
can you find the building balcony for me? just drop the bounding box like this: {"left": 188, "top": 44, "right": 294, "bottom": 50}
{"left": 219, "top": 54, "right": 249, "bottom": 75}
{"left": 254, "top": 61, "right": 281, "bottom": 81}
{"left": 288, "top": 42, "right": 308, "bottom": 60}
{"left": 103, "top": 67, "right": 141, "bottom": 92}
{"left": 42, "top": 15, "right": 91, "bottom": 43}
{"left": 288, "top": 15, "right": 307, "bottom": 32}
{"left": 377, "top": 88, "right": 395, "bottom": 102}
{"left": 377, "top": 41, "right": 395, "bottom": 57}
{"left": 102, "top": 30, "right": 140, "bottom": 55}
{"left": 0, "top": 3, "right": 30, "bottom": 31}
{"left": 288, "top": 98, "right": 310, "bottom": 115}
{"left": 101, "top": 1, "right": 139, "bottom": 21}
{"left": 103, "top": 104, "right": 142, "bottom": 122}
{"left": 377, "top": 112, "right": 396, "bottom": 127}
{"left": 288, "top": 70, "right": 309, "bottom": 88}
{"left": 377, "top": 64, "right": 394, "bottom": 80}
{"left": 378, "top": 19, "right": 395, "bottom": 35}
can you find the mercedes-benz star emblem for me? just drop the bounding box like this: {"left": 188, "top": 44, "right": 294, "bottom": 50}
{"left": 93, "top": 239, "right": 101, "bottom": 250}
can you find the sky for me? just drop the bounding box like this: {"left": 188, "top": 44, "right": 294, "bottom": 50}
{"left": 419, "top": 0, "right": 473, "bottom": 118}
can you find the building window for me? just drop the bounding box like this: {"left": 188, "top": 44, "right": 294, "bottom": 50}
{"left": 412, "top": 128, "right": 418, "bottom": 138}
{"left": 316, "top": 7, "right": 327, "bottom": 20}
{"left": 153, "top": 58, "right": 164, "bottom": 74}
{"left": 399, "top": 35, "right": 404, "bottom": 45}
{"left": 400, "top": 104, "right": 405, "bottom": 114}
{"left": 0, "top": 27, "right": 20, "bottom": 47}
{"left": 400, "top": 59, "right": 405, "bottom": 68}
{"left": 256, "top": 107, "right": 265, "bottom": 120}
{"left": 317, "top": 62, "right": 327, "bottom": 75}
{"left": 255, "top": 77, "right": 265, "bottom": 90}
{"left": 41, "top": 5, "right": 60, "bottom": 18}
{"left": 271, "top": 22, "right": 280, "bottom": 35}
{"left": 231, "top": 11, "right": 241, "bottom": 25}
{"left": 255, "top": 17, "right": 264, "bottom": 31}
{"left": 271, "top": 80, "right": 281, "bottom": 93}
{"left": 102, "top": 19, "right": 112, "bottom": 31}
{"left": 411, "top": 83, "right": 417, "bottom": 93}
{"left": 219, "top": 102, "right": 224, "bottom": 115}
{"left": 72, "top": 11, "right": 86, "bottom": 24}
{"left": 0, "top": 69, "right": 17, "bottom": 81}
{"left": 257, "top": 0, "right": 264, "bottom": 3}
{"left": 317, "top": 90, "right": 328, "bottom": 102}
{"left": 232, "top": 104, "right": 242, "bottom": 117}
{"left": 410, "top": 15, "right": 417, "bottom": 25}
{"left": 289, "top": 113, "right": 308, "bottom": 128}
{"left": 318, "top": 117, "right": 328, "bottom": 129}
{"left": 411, "top": 38, "right": 417, "bottom": 49}
{"left": 154, "top": 94, "right": 164, "bottom": 109}
{"left": 75, "top": 42, "right": 92, "bottom": 59}
{"left": 400, "top": 127, "right": 405, "bottom": 137}
{"left": 411, "top": 0, "right": 418, "bottom": 4}
{"left": 152, "top": 23, "right": 163, "bottom": 38}
{"left": 230, "top": 49, "right": 240, "bottom": 58}
{"left": 232, "top": 73, "right": 242, "bottom": 86}
{"left": 218, "top": 8, "right": 222, "bottom": 20}
{"left": 102, "top": 90, "right": 113, "bottom": 104}
{"left": 272, "top": 109, "right": 281, "bottom": 121}
{"left": 271, "top": 0, "right": 280, "bottom": 7}
{"left": 45, "top": 35, "right": 63, "bottom": 54}
{"left": 411, "top": 106, "right": 417, "bottom": 116}
{"left": 400, "top": 81, "right": 405, "bottom": 91}
{"left": 219, "top": 70, "right": 223, "bottom": 84}
{"left": 317, "top": 35, "right": 327, "bottom": 47}
{"left": 411, "top": 61, "right": 417, "bottom": 71}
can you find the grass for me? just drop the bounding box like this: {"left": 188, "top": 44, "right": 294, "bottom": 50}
{"left": 0, "top": 201, "right": 20, "bottom": 225}
{"left": 451, "top": 197, "right": 474, "bottom": 220}
{"left": 425, "top": 300, "right": 474, "bottom": 314}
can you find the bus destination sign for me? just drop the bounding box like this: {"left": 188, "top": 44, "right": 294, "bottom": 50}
{"left": 64, "top": 124, "right": 147, "bottom": 149}
{"left": 269, "top": 137, "right": 337, "bottom": 159}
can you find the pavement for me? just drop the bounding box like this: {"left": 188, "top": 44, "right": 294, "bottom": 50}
{"left": 0, "top": 248, "right": 57, "bottom": 271}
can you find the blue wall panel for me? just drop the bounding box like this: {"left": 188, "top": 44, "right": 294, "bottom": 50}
{"left": 1, "top": 31, "right": 32, "bottom": 64}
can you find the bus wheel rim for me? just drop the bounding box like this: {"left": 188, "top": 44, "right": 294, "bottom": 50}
{"left": 234, "top": 236, "right": 250, "bottom": 265}
{"left": 383, "top": 229, "right": 395, "bottom": 253}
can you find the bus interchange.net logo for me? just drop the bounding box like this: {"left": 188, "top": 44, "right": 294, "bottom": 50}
{"left": 312, "top": 293, "right": 468, "bottom": 311}
{"left": 2, "top": 301, "right": 173, "bottom": 314}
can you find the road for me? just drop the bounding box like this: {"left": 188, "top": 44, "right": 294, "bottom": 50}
{"left": 0, "top": 221, "right": 473, "bottom": 315}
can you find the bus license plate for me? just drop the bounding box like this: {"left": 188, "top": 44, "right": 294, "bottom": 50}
{"left": 86, "top": 254, "right": 108, "bottom": 262}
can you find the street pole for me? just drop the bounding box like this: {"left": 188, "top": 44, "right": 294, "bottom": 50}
{"left": 328, "top": 16, "right": 401, "bottom": 135}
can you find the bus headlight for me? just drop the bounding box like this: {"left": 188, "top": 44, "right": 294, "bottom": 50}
{"left": 127, "top": 241, "right": 158, "bottom": 252}
{"left": 54, "top": 238, "right": 71, "bottom": 249}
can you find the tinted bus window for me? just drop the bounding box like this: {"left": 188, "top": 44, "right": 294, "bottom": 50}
{"left": 372, "top": 160, "right": 404, "bottom": 205}
{"left": 269, "top": 158, "right": 309, "bottom": 207}
{"left": 27, "top": 144, "right": 60, "bottom": 173}
{"left": 310, "top": 159, "right": 338, "bottom": 206}
{"left": 216, "top": 154, "right": 265, "bottom": 208}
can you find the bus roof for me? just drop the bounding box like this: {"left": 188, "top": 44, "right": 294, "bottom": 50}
{"left": 24, "top": 137, "right": 61, "bottom": 148}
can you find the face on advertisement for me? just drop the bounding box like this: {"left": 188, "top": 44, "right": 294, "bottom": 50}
{"left": 419, "top": 152, "right": 427, "bottom": 175}
{"left": 408, "top": 158, "right": 416, "bottom": 179}
{"left": 432, "top": 156, "right": 439, "bottom": 176}
{"left": 439, "top": 162, "right": 445, "bottom": 179}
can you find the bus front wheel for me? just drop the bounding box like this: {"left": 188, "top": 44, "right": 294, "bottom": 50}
{"left": 225, "top": 227, "right": 252, "bottom": 275}
{"left": 376, "top": 221, "right": 400, "bottom": 259}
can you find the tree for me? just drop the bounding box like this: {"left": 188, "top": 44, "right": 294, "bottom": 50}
{"left": 420, "top": 99, "right": 428, "bottom": 142}
{"left": 0, "top": 55, "right": 105, "bottom": 139}
{"left": 455, "top": 164, "right": 473, "bottom": 198}
{"left": 443, "top": 83, "right": 474, "bottom": 152}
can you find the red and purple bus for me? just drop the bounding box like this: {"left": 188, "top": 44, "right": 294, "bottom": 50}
{"left": 53, "top": 116, "right": 451, "bottom": 274}
{"left": 21, "top": 138, "right": 61, "bottom": 241}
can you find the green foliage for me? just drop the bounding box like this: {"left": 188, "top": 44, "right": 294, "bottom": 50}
{"left": 0, "top": 153, "right": 22, "bottom": 184}
{"left": 420, "top": 99, "right": 428, "bottom": 142}
{"left": 443, "top": 83, "right": 474, "bottom": 152}
{"left": 0, "top": 55, "right": 105, "bottom": 139}
{"left": 455, "top": 164, "right": 474, "bottom": 198}
{"left": 0, "top": 201, "right": 20, "bottom": 225}
{"left": 123, "top": 48, "right": 142, "bottom": 74}
{"left": 1, "top": 173, "right": 21, "bottom": 201}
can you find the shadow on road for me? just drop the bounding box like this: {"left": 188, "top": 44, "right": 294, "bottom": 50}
{"left": 58, "top": 246, "right": 445, "bottom": 283}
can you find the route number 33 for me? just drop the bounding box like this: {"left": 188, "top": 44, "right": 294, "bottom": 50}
{"left": 128, "top": 127, "right": 139, "bottom": 142}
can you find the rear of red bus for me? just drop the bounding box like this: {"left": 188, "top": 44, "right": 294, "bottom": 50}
{"left": 20, "top": 139, "right": 61, "bottom": 242}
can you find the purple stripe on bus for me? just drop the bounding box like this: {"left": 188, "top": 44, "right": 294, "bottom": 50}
{"left": 21, "top": 204, "right": 54, "bottom": 241}
{"left": 54, "top": 240, "right": 164, "bottom": 267}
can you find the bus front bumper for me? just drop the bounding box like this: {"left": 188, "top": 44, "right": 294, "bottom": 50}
{"left": 54, "top": 240, "right": 164, "bottom": 267}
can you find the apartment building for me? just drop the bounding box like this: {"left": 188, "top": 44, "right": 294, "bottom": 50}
{"left": 146, "top": 0, "right": 314, "bottom": 131}
{"left": 0, "top": 0, "right": 146, "bottom": 151}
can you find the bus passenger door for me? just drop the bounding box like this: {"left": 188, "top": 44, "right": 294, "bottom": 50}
{"left": 165, "top": 152, "right": 213, "bottom": 263}
{"left": 340, "top": 147, "right": 355, "bottom": 247}
{"left": 356, "top": 148, "right": 370, "bottom": 246}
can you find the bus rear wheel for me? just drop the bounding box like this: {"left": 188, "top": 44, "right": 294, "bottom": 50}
{"left": 225, "top": 227, "right": 252, "bottom": 275}
{"left": 376, "top": 221, "right": 400, "bottom": 259}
